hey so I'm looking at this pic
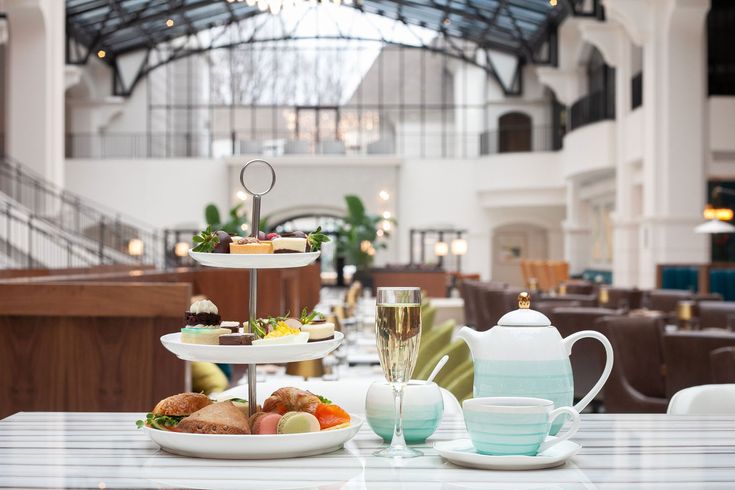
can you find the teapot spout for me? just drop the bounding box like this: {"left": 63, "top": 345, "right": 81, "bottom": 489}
{"left": 456, "top": 326, "right": 481, "bottom": 355}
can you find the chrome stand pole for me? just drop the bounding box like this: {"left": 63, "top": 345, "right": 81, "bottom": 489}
{"left": 239, "top": 159, "right": 276, "bottom": 418}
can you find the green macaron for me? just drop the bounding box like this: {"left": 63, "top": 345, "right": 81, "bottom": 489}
{"left": 276, "top": 411, "right": 321, "bottom": 434}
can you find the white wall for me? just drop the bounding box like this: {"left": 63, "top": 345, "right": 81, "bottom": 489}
{"left": 65, "top": 159, "right": 230, "bottom": 230}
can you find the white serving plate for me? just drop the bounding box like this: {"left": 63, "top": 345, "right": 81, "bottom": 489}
{"left": 189, "top": 250, "right": 320, "bottom": 269}
{"left": 160, "top": 331, "right": 344, "bottom": 364}
{"left": 434, "top": 437, "right": 580, "bottom": 471}
{"left": 144, "top": 416, "right": 363, "bottom": 459}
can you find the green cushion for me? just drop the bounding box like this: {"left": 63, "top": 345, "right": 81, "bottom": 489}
{"left": 421, "top": 305, "right": 437, "bottom": 333}
{"left": 191, "top": 362, "right": 228, "bottom": 395}
{"left": 414, "top": 320, "right": 454, "bottom": 379}
{"left": 444, "top": 359, "right": 474, "bottom": 402}
{"left": 414, "top": 339, "right": 471, "bottom": 388}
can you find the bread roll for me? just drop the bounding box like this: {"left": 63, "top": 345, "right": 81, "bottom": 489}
{"left": 152, "top": 393, "right": 211, "bottom": 417}
{"left": 177, "top": 401, "right": 251, "bottom": 435}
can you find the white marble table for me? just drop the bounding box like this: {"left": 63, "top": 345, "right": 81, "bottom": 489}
{"left": 1, "top": 412, "right": 734, "bottom": 489}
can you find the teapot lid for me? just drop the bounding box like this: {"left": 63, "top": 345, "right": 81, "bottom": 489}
{"left": 497, "top": 292, "right": 551, "bottom": 327}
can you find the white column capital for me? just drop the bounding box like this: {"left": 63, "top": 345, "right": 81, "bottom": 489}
{"left": 534, "top": 66, "right": 582, "bottom": 106}
{"left": 603, "top": 0, "right": 653, "bottom": 46}
{"left": 578, "top": 19, "right": 630, "bottom": 68}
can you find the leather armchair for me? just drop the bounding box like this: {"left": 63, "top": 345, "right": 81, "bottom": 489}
{"left": 597, "top": 316, "right": 668, "bottom": 413}
{"left": 697, "top": 301, "right": 735, "bottom": 330}
{"left": 663, "top": 330, "right": 735, "bottom": 397}
{"left": 549, "top": 307, "right": 621, "bottom": 402}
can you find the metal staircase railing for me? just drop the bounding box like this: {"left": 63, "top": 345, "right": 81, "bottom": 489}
{"left": 0, "top": 156, "right": 162, "bottom": 268}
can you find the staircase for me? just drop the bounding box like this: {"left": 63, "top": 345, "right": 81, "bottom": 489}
{"left": 0, "top": 157, "right": 162, "bottom": 269}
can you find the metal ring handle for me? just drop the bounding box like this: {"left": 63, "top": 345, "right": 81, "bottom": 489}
{"left": 239, "top": 159, "right": 276, "bottom": 196}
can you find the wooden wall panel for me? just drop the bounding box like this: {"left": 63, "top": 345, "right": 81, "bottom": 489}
{"left": 371, "top": 270, "right": 448, "bottom": 298}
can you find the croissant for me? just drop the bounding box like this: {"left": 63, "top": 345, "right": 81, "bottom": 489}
{"left": 262, "top": 387, "right": 321, "bottom": 414}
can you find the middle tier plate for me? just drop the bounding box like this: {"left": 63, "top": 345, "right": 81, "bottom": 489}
{"left": 160, "top": 331, "right": 344, "bottom": 364}
{"left": 189, "top": 250, "right": 320, "bottom": 269}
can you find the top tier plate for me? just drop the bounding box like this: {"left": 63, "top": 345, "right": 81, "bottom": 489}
{"left": 189, "top": 250, "right": 320, "bottom": 269}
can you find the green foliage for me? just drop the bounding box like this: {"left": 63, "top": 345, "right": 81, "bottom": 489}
{"left": 192, "top": 226, "right": 219, "bottom": 252}
{"left": 203, "top": 203, "right": 270, "bottom": 236}
{"left": 337, "top": 195, "right": 394, "bottom": 271}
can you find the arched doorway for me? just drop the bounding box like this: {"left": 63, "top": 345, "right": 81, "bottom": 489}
{"left": 497, "top": 112, "right": 532, "bottom": 153}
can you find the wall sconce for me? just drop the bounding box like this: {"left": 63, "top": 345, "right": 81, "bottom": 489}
{"left": 434, "top": 241, "right": 449, "bottom": 257}
{"left": 174, "top": 242, "right": 190, "bottom": 257}
{"left": 451, "top": 238, "right": 468, "bottom": 256}
{"left": 128, "top": 238, "right": 144, "bottom": 256}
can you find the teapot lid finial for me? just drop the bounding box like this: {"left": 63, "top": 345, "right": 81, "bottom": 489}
{"left": 518, "top": 292, "right": 531, "bottom": 309}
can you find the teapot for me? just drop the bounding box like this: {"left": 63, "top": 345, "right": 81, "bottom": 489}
{"left": 457, "top": 292, "right": 613, "bottom": 435}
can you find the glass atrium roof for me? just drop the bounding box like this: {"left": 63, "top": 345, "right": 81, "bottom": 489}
{"left": 66, "top": 0, "right": 573, "bottom": 59}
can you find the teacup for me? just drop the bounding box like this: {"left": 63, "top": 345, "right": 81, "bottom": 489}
{"left": 462, "top": 397, "right": 580, "bottom": 456}
{"left": 366, "top": 380, "right": 444, "bottom": 443}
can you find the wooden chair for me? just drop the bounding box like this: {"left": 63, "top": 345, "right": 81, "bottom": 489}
{"left": 530, "top": 260, "right": 553, "bottom": 292}
{"left": 519, "top": 260, "right": 533, "bottom": 289}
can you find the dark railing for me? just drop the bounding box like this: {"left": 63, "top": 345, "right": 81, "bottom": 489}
{"left": 0, "top": 199, "right": 116, "bottom": 268}
{"left": 569, "top": 90, "right": 615, "bottom": 131}
{"left": 631, "top": 72, "right": 643, "bottom": 110}
{"left": 0, "top": 157, "right": 162, "bottom": 268}
{"left": 479, "top": 125, "right": 559, "bottom": 155}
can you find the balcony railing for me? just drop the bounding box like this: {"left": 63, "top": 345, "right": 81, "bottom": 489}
{"left": 569, "top": 90, "right": 615, "bottom": 131}
{"left": 479, "top": 125, "right": 560, "bottom": 155}
{"left": 0, "top": 157, "right": 162, "bottom": 268}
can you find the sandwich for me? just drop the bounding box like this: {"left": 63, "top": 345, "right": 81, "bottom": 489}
{"left": 137, "top": 392, "right": 211, "bottom": 430}
{"left": 177, "top": 401, "right": 251, "bottom": 434}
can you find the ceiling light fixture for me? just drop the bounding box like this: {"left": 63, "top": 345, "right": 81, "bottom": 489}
{"left": 165, "top": 18, "right": 174, "bottom": 27}
{"left": 97, "top": 49, "right": 106, "bottom": 58}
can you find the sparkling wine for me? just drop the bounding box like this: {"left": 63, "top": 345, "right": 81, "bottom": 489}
{"left": 375, "top": 303, "right": 421, "bottom": 384}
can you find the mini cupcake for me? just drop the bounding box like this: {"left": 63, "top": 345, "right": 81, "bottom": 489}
{"left": 185, "top": 299, "right": 221, "bottom": 326}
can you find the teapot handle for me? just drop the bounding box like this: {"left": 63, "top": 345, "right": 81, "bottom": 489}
{"left": 562, "top": 330, "right": 614, "bottom": 413}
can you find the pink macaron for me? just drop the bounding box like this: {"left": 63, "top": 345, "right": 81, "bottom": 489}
{"left": 251, "top": 412, "right": 282, "bottom": 435}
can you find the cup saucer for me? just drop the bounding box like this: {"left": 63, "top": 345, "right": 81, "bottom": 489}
{"left": 434, "top": 437, "right": 581, "bottom": 471}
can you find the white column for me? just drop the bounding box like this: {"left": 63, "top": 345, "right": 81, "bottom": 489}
{"left": 563, "top": 178, "right": 590, "bottom": 275}
{"left": 452, "top": 62, "right": 486, "bottom": 158}
{"left": 5, "top": 0, "right": 65, "bottom": 186}
{"left": 580, "top": 19, "right": 639, "bottom": 287}
{"left": 606, "top": 0, "right": 709, "bottom": 288}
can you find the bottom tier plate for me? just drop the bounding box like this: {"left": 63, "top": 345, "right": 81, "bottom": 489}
{"left": 144, "top": 416, "right": 363, "bottom": 459}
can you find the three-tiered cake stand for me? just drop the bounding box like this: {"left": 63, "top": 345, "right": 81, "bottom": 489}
{"left": 151, "top": 159, "right": 362, "bottom": 459}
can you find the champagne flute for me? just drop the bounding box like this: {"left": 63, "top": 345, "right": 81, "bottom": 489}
{"left": 374, "top": 287, "right": 422, "bottom": 458}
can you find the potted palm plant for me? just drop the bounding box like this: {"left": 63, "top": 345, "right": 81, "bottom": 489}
{"left": 336, "top": 195, "right": 393, "bottom": 286}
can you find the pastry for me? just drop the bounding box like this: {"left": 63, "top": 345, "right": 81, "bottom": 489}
{"left": 152, "top": 393, "right": 211, "bottom": 417}
{"left": 185, "top": 299, "right": 221, "bottom": 326}
{"left": 262, "top": 387, "right": 321, "bottom": 414}
{"left": 271, "top": 236, "right": 307, "bottom": 253}
{"left": 230, "top": 236, "right": 272, "bottom": 254}
{"left": 220, "top": 321, "right": 241, "bottom": 333}
{"left": 181, "top": 326, "right": 230, "bottom": 344}
{"left": 277, "top": 411, "right": 320, "bottom": 434}
{"left": 177, "top": 401, "right": 251, "bottom": 435}
{"left": 301, "top": 321, "right": 335, "bottom": 342}
{"left": 219, "top": 333, "right": 247, "bottom": 345}
{"left": 250, "top": 412, "right": 282, "bottom": 435}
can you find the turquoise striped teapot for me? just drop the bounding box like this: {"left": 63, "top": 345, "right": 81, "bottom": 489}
{"left": 457, "top": 292, "right": 613, "bottom": 434}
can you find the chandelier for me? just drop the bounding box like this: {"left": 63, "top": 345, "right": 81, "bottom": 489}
{"left": 228, "top": 0, "right": 354, "bottom": 16}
